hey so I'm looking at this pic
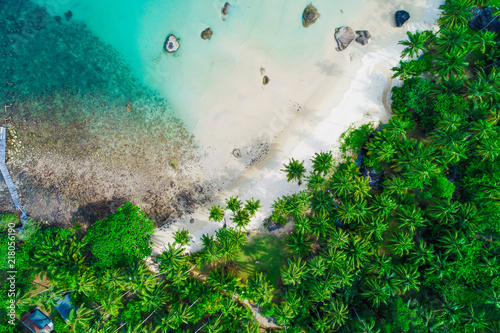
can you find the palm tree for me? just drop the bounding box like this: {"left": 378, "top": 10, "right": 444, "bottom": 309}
{"left": 331, "top": 262, "right": 355, "bottom": 288}
{"left": 435, "top": 26, "right": 470, "bottom": 55}
{"left": 247, "top": 272, "right": 274, "bottom": 306}
{"left": 125, "top": 262, "right": 156, "bottom": 294}
{"left": 173, "top": 228, "right": 192, "bottom": 247}
{"left": 281, "top": 258, "right": 308, "bottom": 286}
{"left": 372, "top": 193, "right": 397, "bottom": 219}
{"left": 327, "top": 227, "right": 350, "bottom": 250}
{"left": 66, "top": 306, "right": 94, "bottom": 332}
{"left": 99, "top": 268, "right": 127, "bottom": 291}
{"left": 425, "top": 253, "right": 451, "bottom": 281}
{"left": 383, "top": 116, "right": 414, "bottom": 140}
{"left": 311, "top": 190, "right": 334, "bottom": 214}
{"left": 359, "top": 216, "right": 389, "bottom": 243}
{"left": 427, "top": 199, "right": 459, "bottom": 224}
{"left": 286, "top": 230, "right": 313, "bottom": 257}
{"left": 231, "top": 208, "right": 251, "bottom": 230}
{"left": 293, "top": 214, "right": 313, "bottom": 234}
{"left": 477, "top": 136, "right": 500, "bottom": 162}
{"left": 399, "top": 30, "right": 432, "bottom": 58}
{"left": 285, "top": 192, "right": 309, "bottom": 217}
{"left": 322, "top": 298, "right": 349, "bottom": 329}
{"left": 244, "top": 198, "right": 262, "bottom": 217}
{"left": 307, "top": 172, "right": 326, "bottom": 192}
{"left": 352, "top": 176, "right": 372, "bottom": 202}
{"left": 439, "top": 230, "right": 467, "bottom": 258}
{"left": 435, "top": 51, "right": 469, "bottom": 78}
{"left": 344, "top": 234, "right": 371, "bottom": 270}
{"left": 138, "top": 283, "right": 169, "bottom": 312}
{"left": 157, "top": 242, "right": 188, "bottom": 273}
{"left": 396, "top": 205, "right": 427, "bottom": 232}
{"left": 311, "top": 151, "right": 334, "bottom": 175}
{"left": 282, "top": 158, "right": 306, "bottom": 183}
{"left": 393, "top": 264, "right": 421, "bottom": 294}
{"left": 360, "top": 277, "right": 391, "bottom": 308}
{"left": 274, "top": 303, "right": 295, "bottom": 327}
{"left": 225, "top": 196, "right": 242, "bottom": 213}
{"left": 311, "top": 261, "right": 333, "bottom": 284}
{"left": 383, "top": 175, "right": 408, "bottom": 196}
{"left": 329, "top": 170, "right": 354, "bottom": 199}
{"left": 471, "top": 30, "right": 497, "bottom": 53}
{"left": 408, "top": 240, "right": 435, "bottom": 266}
{"left": 438, "top": 0, "right": 474, "bottom": 29}
{"left": 208, "top": 205, "right": 225, "bottom": 223}
{"left": 388, "top": 230, "right": 415, "bottom": 256}
{"left": 471, "top": 119, "right": 496, "bottom": 141}
{"left": 311, "top": 212, "right": 332, "bottom": 238}
{"left": 70, "top": 268, "right": 98, "bottom": 297}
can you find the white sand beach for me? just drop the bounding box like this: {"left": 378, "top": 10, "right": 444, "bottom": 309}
{"left": 151, "top": 0, "right": 444, "bottom": 254}
{"left": 32, "top": 0, "right": 443, "bottom": 252}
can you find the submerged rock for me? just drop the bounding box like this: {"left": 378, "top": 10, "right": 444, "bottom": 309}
{"left": 201, "top": 27, "right": 213, "bottom": 40}
{"left": 302, "top": 4, "right": 320, "bottom": 28}
{"left": 164, "top": 34, "right": 180, "bottom": 53}
{"left": 355, "top": 30, "right": 372, "bottom": 45}
{"left": 335, "top": 26, "right": 356, "bottom": 51}
{"left": 263, "top": 75, "right": 270, "bottom": 85}
{"left": 125, "top": 104, "right": 132, "bottom": 112}
{"left": 64, "top": 10, "right": 72, "bottom": 21}
{"left": 469, "top": 7, "right": 500, "bottom": 32}
{"left": 222, "top": 2, "right": 231, "bottom": 15}
{"left": 395, "top": 10, "right": 410, "bottom": 27}
{"left": 232, "top": 148, "right": 241, "bottom": 158}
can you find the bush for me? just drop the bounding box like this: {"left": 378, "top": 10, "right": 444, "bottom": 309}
{"left": 339, "top": 123, "right": 374, "bottom": 155}
{"left": 87, "top": 203, "right": 154, "bottom": 269}
{"left": 429, "top": 174, "right": 455, "bottom": 200}
{"left": 391, "top": 78, "right": 432, "bottom": 117}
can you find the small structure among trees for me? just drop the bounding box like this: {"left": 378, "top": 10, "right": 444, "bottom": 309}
{"left": 21, "top": 308, "right": 53, "bottom": 333}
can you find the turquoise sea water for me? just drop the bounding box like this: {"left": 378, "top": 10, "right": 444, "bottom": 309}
{"left": 26, "top": 0, "right": 368, "bottom": 135}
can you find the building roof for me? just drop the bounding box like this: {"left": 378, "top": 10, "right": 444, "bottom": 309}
{"left": 21, "top": 309, "right": 53, "bottom": 333}
{"left": 55, "top": 294, "right": 74, "bottom": 321}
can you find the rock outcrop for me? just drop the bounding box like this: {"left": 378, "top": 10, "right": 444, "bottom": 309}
{"left": 355, "top": 30, "right": 372, "bottom": 45}
{"left": 302, "top": 4, "right": 320, "bottom": 28}
{"left": 469, "top": 7, "right": 500, "bottom": 32}
{"left": 164, "top": 34, "right": 180, "bottom": 53}
{"left": 201, "top": 28, "right": 213, "bottom": 40}
{"left": 335, "top": 26, "right": 356, "bottom": 51}
{"left": 395, "top": 10, "right": 410, "bottom": 27}
{"left": 222, "top": 2, "right": 230, "bottom": 15}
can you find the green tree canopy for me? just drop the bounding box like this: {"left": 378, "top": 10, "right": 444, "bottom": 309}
{"left": 87, "top": 203, "right": 154, "bottom": 269}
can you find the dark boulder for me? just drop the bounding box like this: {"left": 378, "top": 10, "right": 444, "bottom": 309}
{"left": 222, "top": 2, "right": 230, "bottom": 15}
{"left": 361, "top": 166, "right": 384, "bottom": 189}
{"left": 469, "top": 7, "right": 500, "bottom": 32}
{"left": 302, "top": 4, "right": 320, "bottom": 28}
{"left": 201, "top": 27, "right": 213, "bottom": 40}
{"left": 395, "top": 10, "right": 410, "bottom": 27}
{"left": 355, "top": 30, "right": 372, "bottom": 45}
{"left": 262, "top": 75, "right": 270, "bottom": 85}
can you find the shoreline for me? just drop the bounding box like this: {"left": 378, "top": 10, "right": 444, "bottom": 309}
{"left": 152, "top": 0, "right": 444, "bottom": 254}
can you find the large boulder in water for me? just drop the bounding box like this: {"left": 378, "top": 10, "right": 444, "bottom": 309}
{"left": 164, "top": 34, "right": 180, "bottom": 53}
{"left": 201, "top": 28, "right": 213, "bottom": 40}
{"left": 355, "top": 30, "right": 372, "bottom": 45}
{"left": 395, "top": 10, "right": 410, "bottom": 27}
{"left": 222, "top": 2, "right": 230, "bottom": 15}
{"left": 335, "top": 26, "right": 356, "bottom": 51}
{"left": 469, "top": 7, "right": 500, "bottom": 32}
{"left": 302, "top": 4, "right": 320, "bottom": 28}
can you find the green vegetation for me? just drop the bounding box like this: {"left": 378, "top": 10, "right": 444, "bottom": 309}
{"left": 86, "top": 202, "right": 154, "bottom": 269}
{"left": 2, "top": 1, "right": 500, "bottom": 332}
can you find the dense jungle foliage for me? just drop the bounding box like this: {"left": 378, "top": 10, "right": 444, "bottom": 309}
{"left": 1, "top": 0, "right": 500, "bottom": 332}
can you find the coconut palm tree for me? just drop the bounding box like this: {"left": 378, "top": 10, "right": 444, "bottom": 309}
{"left": 311, "top": 190, "right": 334, "bottom": 214}
{"left": 157, "top": 242, "right": 188, "bottom": 273}
{"left": 173, "top": 228, "right": 192, "bottom": 247}
{"left": 396, "top": 205, "right": 428, "bottom": 232}
{"left": 327, "top": 227, "right": 350, "bottom": 250}
{"left": 427, "top": 199, "right": 459, "bottom": 224}
{"left": 307, "top": 172, "right": 326, "bottom": 192}
{"left": 247, "top": 272, "right": 274, "bottom": 306}
{"left": 274, "top": 302, "right": 295, "bottom": 327}
{"left": 311, "top": 151, "right": 334, "bottom": 175}
{"left": 435, "top": 26, "right": 470, "bottom": 55}
{"left": 208, "top": 205, "right": 225, "bottom": 223}
{"left": 329, "top": 170, "right": 355, "bottom": 199}
{"left": 99, "top": 268, "right": 127, "bottom": 291}
{"left": 383, "top": 116, "right": 415, "bottom": 140}
{"left": 425, "top": 253, "right": 451, "bottom": 281}
{"left": 438, "top": 0, "right": 474, "bottom": 29}
{"left": 244, "top": 198, "right": 262, "bottom": 217}
{"left": 439, "top": 230, "right": 467, "bottom": 258}
{"left": 399, "top": 30, "right": 432, "bottom": 58}
{"left": 372, "top": 193, "right": 398, "bottom": 219}
{"left": 293, "top": 214, "right": 313, "bottom": 234}
{"left": 271, "top": 196, "right": 289, "bottom": 224}
{"left": 282, "top": 158, "right": 306, "bottom": 183}
{"left": 344, "top": 234, "right": 372, "bottom": 270}
{"left": 125, "top": 262, "right": 156, "bottom": 294}
{"left": 286, "top": 230, "right": 313, "bottom": 257}
{"left": 360, "top": 277, "right": 391, "bottom": 308}
{"left": 322, "top": 298, "right": 349, "bottom": 329}
{"left": 388, "top": 230, "right": 415, "bottom": 256}
{"left": 311, "top": 212, "right": 333, "bottom": 238}
{"left": 408, "top": 240, "right": 435, "bottom": 266}
{"left": 281, "top": 258, "right": 308, "bottom": 286}
{"left": 435, "top": 51, "right": 469, "bottom": 78}
{"left": 66, "top": 306, "right": 95, "bottom": 332}
{"left": 225, "top": 196, "right": 242, "bottom": 213}
{"left": 383, "top": 175, "right": 408, "bottom": 196}
{"left": 393, "top": 264, "right": 421, "bottom": 294}
{"left": 477, "top": 136, "right": 500, "bottom": 162}
{"left": 359, "top": 216, "right": 389, "bottom": 243}
{"left": 471, "top": 30, "right": 497, "bottom": 53}
{"left": 231, "top": 208, "right": 251, "bottom": 230}
{"left": 285, "top": 192, "right": 309, "bottom": 217}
